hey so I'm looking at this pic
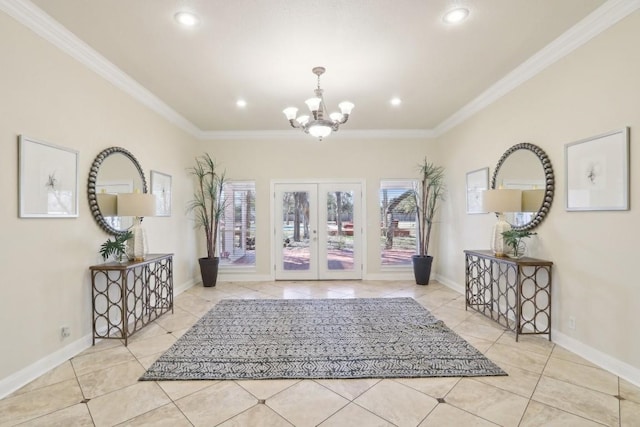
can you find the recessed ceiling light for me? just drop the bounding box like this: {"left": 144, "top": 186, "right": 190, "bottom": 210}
{"left": 236, "top": 99, "right": 247, "bottom": 108}
{"left": 442, "top": 7, "right": 469, "bottom": 24}
{"left": 390, "top": 97, "right": 402, "bottom": 106}
{"left": 174, "top": 11, "right": 199, "bottom": 27}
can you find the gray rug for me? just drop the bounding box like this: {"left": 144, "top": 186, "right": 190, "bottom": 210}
{"left": 140, "top": 297, "right": 506, "bottom": 380}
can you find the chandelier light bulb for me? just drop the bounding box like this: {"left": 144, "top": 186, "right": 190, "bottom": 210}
{"left": 296, "top": 115, "right": 310, "bottom": 125}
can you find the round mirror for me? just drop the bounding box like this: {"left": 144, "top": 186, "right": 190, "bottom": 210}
{"left": 491, "top": 143, "right": 554, "bottom": 230}
{"left": 88, "top": 147, "right": 148, "bottom": 236}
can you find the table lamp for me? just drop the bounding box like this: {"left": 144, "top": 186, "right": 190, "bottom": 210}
{"left": 117, "top": 192, "right": 156, "bottom": 261}
{"left": 521, "top": 189, "right": 545, "bottom": 212}
{"left": 96, "top": 192, "right": 117, "bottom": 217}
{"left": 481, "top": 189, "right": 522, "bottom": 256}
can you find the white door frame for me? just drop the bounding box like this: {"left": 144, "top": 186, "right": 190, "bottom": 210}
{"left": 271, "top": 179, "right": 366, "bottom": 280}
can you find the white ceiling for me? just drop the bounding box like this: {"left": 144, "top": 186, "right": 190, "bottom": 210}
{"left": 15, "top": 0, "right": 619, "bottom": 137}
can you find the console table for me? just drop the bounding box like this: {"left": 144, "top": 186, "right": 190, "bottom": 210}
{"left": 89, "top": 253, "right": 173, "bottom": 346}
{"left": 464, "top": 250, "right": 552, "bottom": 341}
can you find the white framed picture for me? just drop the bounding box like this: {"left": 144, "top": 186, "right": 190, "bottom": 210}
{"left": 19, "top": 135, "right": 79, "bottom": 218}
{"left": 466, "top": 167, "right": 489, "bottom": 214}
{"left": 150, "top": 170, "right": 172, "bottom": 216}
{"left": 565, "top": 128, "right": 629, "bottom": 211}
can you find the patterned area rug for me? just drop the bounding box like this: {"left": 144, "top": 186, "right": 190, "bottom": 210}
{"left": 140, "top": 297, "right": 506, "bottom": 380}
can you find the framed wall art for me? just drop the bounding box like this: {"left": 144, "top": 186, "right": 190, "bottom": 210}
{"left": 19, "top": 135, "right": 79, "bottom": 218}
{"left": 150, "top": 170, "right": 172, "bottom": 216}
{"left": 565, "top": 127, "right": 629, "bottom": 211}
{"left": 466, "top": 167, "right": 489, "bottom": 214}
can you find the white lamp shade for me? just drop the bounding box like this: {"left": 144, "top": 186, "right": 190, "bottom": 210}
{"left": 338, "top": 101, "right": 354, "bottom": 115}
{"left": 96, "top": 193, "right": 117, "bottom": 217}
{"left": 329, "top": 112, "right": 343, "bottom": 122}
{"left": 305, "top": 97, "right": 322, "bottom": 112}
{"left": 296, "top": 115, "right": 310, "bottom": 125}
{"left": 522, "top": 189, "right": 545, "bottom": 212}
{"left": 117, "top": 193, "right": 156, "bottom": 217}
{"left": 282, "top": 107, "right": 298, "bottom": 120}
{"left": 481, "top": 189, "right": 522, "bottom": 213}
{"left": 308, "top": 124, "right": 332, "bottom": 138}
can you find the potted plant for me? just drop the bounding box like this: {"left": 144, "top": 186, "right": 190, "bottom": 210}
{"left": 412, "top": 158, "right": 446, "bottom": 285}
{"left": 99, "top": 231, "right": 133, "bottom": 263}
{"left": 187, "top": 153, "right": 227, "bottom": 287}
{"left": 501, "top": 229, "right": 536, "bottom": 258}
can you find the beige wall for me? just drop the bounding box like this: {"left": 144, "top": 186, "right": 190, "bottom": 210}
{"left": 0, "top": 12, "right": 199, "bottom": 385}
{"left": 201, "top": 137, "right": 439, "bottom": 278}
{"left": 436, "top": 10, "right": 640, "bottom": 372}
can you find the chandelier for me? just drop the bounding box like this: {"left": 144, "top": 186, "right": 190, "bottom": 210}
{"left": 283, "top": 67, "right": 354, "bottom": 140}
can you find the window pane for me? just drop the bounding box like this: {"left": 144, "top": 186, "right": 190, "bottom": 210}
{"left": 379, "top": 180, "right": 417, "bottom": 266}
{"left": 219, "top": 181, "right": 255, "bottom": 267}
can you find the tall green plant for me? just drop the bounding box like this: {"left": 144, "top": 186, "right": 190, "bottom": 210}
{"left": 414, "top": 158, "right": 446, "bottom": 257}
{"left": 187, "top": 154, "right": 227, "bottom": 259}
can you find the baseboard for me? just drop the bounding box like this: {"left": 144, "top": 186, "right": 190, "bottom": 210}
{"left": 552, "top": 330, "right": 640, "bottom": 389}
{"left": 433, "top": 274, "right": 465, "bottom": 294}
{"left": 174, "top": 277, "right": 197, "bottom": 295}
{"left": 0, "top": 277, "right": 197, "bottom": 400}
{"left": 0, "top": 334, "right": 91, "bottom": 399}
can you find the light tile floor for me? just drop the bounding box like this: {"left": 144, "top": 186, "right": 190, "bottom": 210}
{"left": 2, "top": 280, "right": 639, "bottom": 426}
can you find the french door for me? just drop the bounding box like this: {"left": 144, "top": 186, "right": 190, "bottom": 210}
{"left": 274, "top": 182, "right": 363, "bottom": 280}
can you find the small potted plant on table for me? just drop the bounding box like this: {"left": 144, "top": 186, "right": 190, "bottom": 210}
{"left": 501, "top": 229, "right": 536, "bottom": 258}
{"left": 99, "top": 231, "right": 133, "bottom": 263}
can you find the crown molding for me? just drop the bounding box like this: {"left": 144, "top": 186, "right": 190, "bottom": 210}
{"left": 2, "top": 0, "right": 638, "bottom": 141}
{"left": 198, "top": 128, "right": 436, "bottom": 140}
{"left": 433, "top": 0, "right": 640, "bottom": 137}
{"left": 0, "top": 0, "right": 201, "bottom": 138}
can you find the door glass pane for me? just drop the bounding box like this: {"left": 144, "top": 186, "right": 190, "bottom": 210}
{"left": 326, "top": 191, "right": 354, "bottom": 270}
{"left": 282, "top": 191, "right": 310, "bottom": 270}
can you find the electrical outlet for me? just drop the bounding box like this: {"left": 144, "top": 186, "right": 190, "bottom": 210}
{"left": 61, "top": 326, "right": 71, "bottom": 338}
{"left": 568, "top": 316, "right": 576, "bottom": 330}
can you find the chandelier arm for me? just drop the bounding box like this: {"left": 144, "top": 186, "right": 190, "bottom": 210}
{"left": 288, "top": 119, "right": 302, "bottom": 129}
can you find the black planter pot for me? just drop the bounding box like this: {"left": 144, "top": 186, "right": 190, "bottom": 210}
{"left": 198, "top": 257, "right": 219, "bottom": 287}
{"left": 412, "top": 255, "right": 433, "bottom": 285}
